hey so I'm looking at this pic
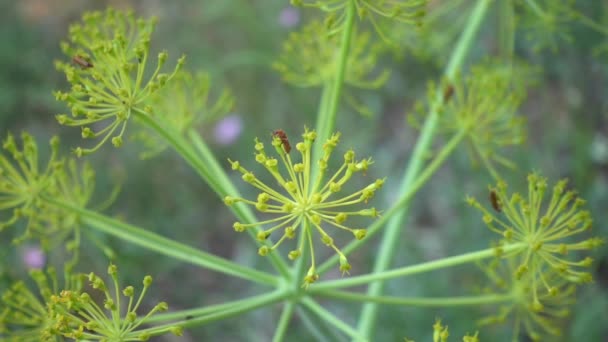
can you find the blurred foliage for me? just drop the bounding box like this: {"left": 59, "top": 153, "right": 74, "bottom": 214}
{"left": 0, "top": 0, "right": 607, "bottom": 341}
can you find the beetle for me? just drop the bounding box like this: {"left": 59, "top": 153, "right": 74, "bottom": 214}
{"left": 443, "top": 84, "right": 454, "bottom": 103}
{"left": 272, "top": 129, "right": 291, "bottom": 153}
{"left": 72, "top": 55, "right": 94, "bottom": 69}
{"left": 489, "top": 189, "right": 501, "bottom": 213}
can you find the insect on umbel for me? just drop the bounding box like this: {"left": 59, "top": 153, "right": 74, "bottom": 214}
{"left": 443, "top": 84, "right": 454, "bottom": 103}
{"left": 489, "top": 189, "right": 501, "bottom": 213}
{"left": 72, "top": 55, "right": 94, "bottom": 69}
{"left": 272, "top": 129, "right": 291, "bottom": 153}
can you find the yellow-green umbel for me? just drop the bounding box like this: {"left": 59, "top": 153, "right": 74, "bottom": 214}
{"left": 54, "top": 8, "right": 185, "bottom": 156}
{"left": 477, "top": 257, "right": 576, "bottom": 341}
{"left": 467, "top": 173, "right": 602, "bottom": 309}
{"left": 48, "top": 264, "right": 180, "bottom": 341}
{"left": 225, "top": 128, "right": 384, "bottom": 287}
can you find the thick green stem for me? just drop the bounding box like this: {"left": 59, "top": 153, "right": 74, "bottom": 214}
{"left": 301, "top": 297, "right": 368, "bottom": 342}
{"left": 144, "top": 289, "right": 289, "bottom": 331}
{"left": 313, "top": 243, "right": 524, "bottom": 291}
{"left": 312, "top": 2, "right": 356, "bottom": 163}
{"left": 318, "top": 289, "right": 513, "bottom": 307}
{"left": 272, "top": 301, "right": 296, "bottom": 342}
{"left": 356, "top": 0, "right": 494, "bottom": 337}
{"left": 147, "top": 291, "right": 280, "bottom": 323}
{"left": 45, "top": 196, "right": 278, "bottom": 286}
{"left": 318, "top": 127, "right": 469, "bottom": 274}
{"left": 133, "top": 109, "right": 290, "bottom": 278}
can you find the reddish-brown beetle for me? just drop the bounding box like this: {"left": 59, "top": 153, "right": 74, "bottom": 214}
{"left": 489, "top": 190, "right": 501, "bottom": 213}
{"left": 272, "top": 129, "right": 291, "bottom": 153}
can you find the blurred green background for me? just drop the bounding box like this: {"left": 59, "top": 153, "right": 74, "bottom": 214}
{"left": 0, "top": 0, "right": 607, "bottom": 341}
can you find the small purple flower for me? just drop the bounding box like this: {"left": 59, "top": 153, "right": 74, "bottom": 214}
{"left": 22, "top": 246, "right": 45, "bottom": 269}
{"left": 214, "top": 114, "right": 243, "bottom": 145}
{"left": 279, "top": 7, "right": 300, "bottom": 28}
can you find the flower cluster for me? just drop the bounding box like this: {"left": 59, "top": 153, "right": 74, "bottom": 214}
{"left": 0, "top": 133, "right": 115, "bottom": 263}
{"left": 0, "top": 133, "right": 61, "bottom": 244}
{"left": 273, "top": 20, "right": 388, "bottom": 116}
{"left": 0, "top": 267, "right": 82, "bottom": 341}
{"left": 410, "top": 60, "right": 535, "bottom": 171}
{"left": 290, "top": 0, "right": 426, "bottom": 41}
{"left": 0, "top": 265, "right": 178, "bottom": 341}
{"left": 273, "top": 20, "right": 387, "bottom": 89}
{"left": 131, "top": 70, "right": 235, "bottom": 159}
{"left": 467, "top": 172, "right": 602, "bottom": 330}
{"left": 477, "top": 258, "right": 576, "bottom": 340}
{"left": 54, "top": 8, "right": 185, "bottom": 156}
{"left": 225, "top": 128, "right": 384, "bottom": 287}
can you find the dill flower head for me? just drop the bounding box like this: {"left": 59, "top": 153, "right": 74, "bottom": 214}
{"left": 467, "top": 173, "right": 602, "bottom": 300}
{"left": 290, "top": 0, "right": 426, "bottom": 41}
{"left": 273, "top": 20, "right": 388, "bottom": 116}
{"left": 477, "top": 257, "right": 576, "bottom": 341}
{"left": 54, "top": 8, "right": 185, "bottom": 156}
{"left": 0, "top": 267, "right": 82, "bottom": 341}
{"left": 48, "top": 264, "right": 180, "bottom": 341}
{"left": 410, "top": 60, "right": 536, "bottom": 171}
{"left": 513, "top": 0, "right": 580, "bottom": 52}
{"left": 0, "top": 133, "right": 62, "bottom": 245}
{"left": 273, "top": 20, "right": 388, "bottom": 89}
{"left": 0, "top": 133, "right": 115, "bottom": 260}
{"left": 131, "top": 70, "right": 235, "bottom": 159}
{"left": 225, "top": 128, "right": 384, "bottom": 287}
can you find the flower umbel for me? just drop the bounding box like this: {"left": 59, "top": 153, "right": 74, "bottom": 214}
{"left": 48, "top": 264, "right": 180, "bottom": 341}
{"left": 291, "top": 0, "right": 426, "bottom": 41}
{"left": 0, "top": 133, "right": 61, "bottom": 244}
{"left": 467, "top": 173, "right": 601, "bottom": 298}
{"left": 0, "top": 133, "right": 117, "bottom": 264}
{"left": 0, "top": 267, "right": 82, "bottom": 341}
{"left": 54, "top": 8, "right": 185, "bottom": 156}
{"left": 477, "top": 257, "right": 576, "bottom": 341}
{"left": 225, "top": 128, "right": 384, "bottom": 286}
{"left": 273, "top": 20, "right": 388, "bottom": 117}
{"left": 410, "top": 60, "right": 535, "bottom": 171}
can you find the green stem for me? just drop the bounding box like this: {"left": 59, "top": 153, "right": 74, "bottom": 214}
{"left": 317, "top": 126, "right": 469, "bottom": 274}
{"left": 133, "top": 109, "right": 290, "bottom": 278}
{"left": 146, "top": 291, "right": 276, "bottom": 323}
{"left": 296, "top": 307, "right": 338, "bottom": 342}
{"left": 45, "top": 196, "right": 278, "bottom": 286}
{"left": 188, "top": 130, "right": 292, "bottom": 278}
{"left": 474, "top": 141, "right": 501, "bottom": 181}
{"left": 290, "top": 220, "right": 310, "bottom": 291}
{"left": 356, "top": 0, "right": 494, "bottom": 337}
{"left": 142, "top": 289, "right": 289, "bottom": 331}
{"left": 301, "top": 297, "right": 368, "bottom": 342}
{"left": 317, "top": 289, "right": 513, "bottom": 307}
{"left": 312, "top": 2, "right": 356, "bottom": 162}
{"left": 312, "top": 243, "right": 525, "bottom": 291}
{"left": 272, "top": 301, "right": 296, "bottom": 342}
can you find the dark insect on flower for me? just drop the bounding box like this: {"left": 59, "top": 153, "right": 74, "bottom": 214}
{"left": 489, "top": 189, "right": 501, "bottom": 212}
{"left": 72, "top": 55, "right": 94, "bottom": 69}
{"left": 443, "top": 84, "right": 454, "bottom": 103}
{"left": 272, "top": 129, "right": 291, "bottom": 153}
